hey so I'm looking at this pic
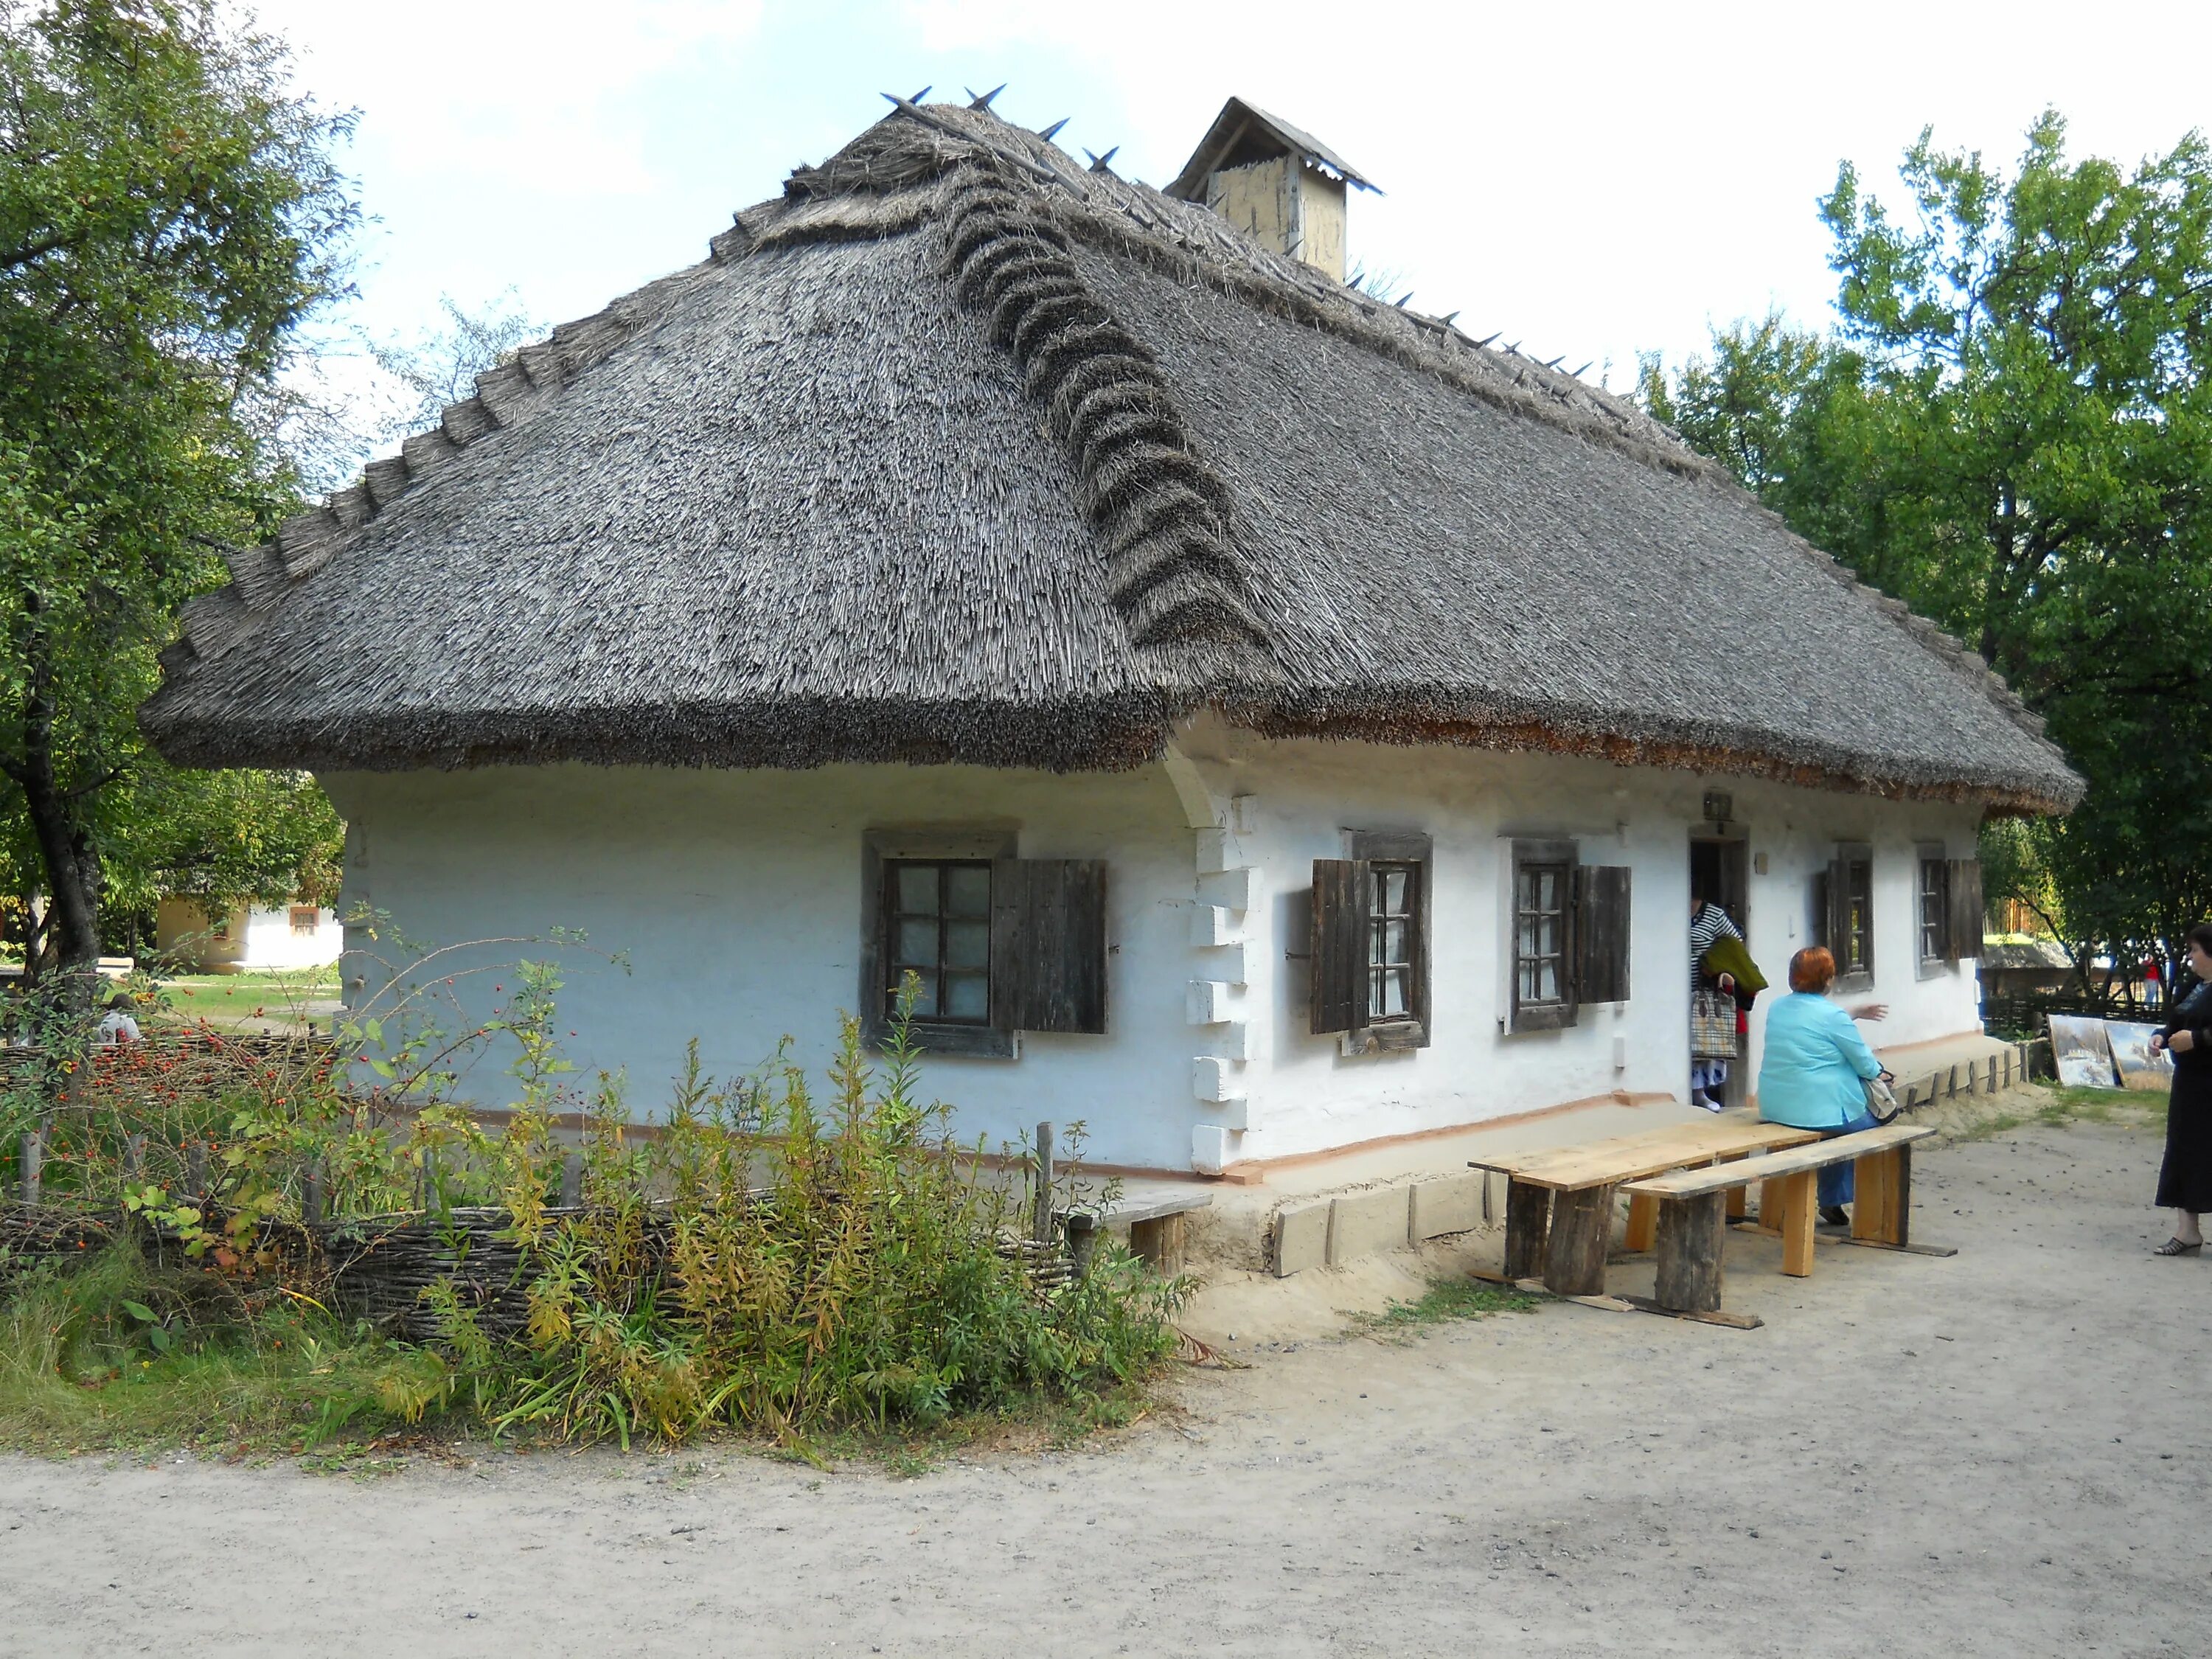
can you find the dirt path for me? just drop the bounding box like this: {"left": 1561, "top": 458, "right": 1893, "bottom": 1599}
{"left": 3, "top": 1117, "right": 2208, "bottom": 1657}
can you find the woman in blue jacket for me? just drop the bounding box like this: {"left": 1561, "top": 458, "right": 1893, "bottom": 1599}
{"left": 1758, "top": 946, "right": 1895, "bottom": 1225}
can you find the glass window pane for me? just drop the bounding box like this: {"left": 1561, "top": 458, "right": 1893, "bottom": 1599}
{"left": 1383, "top": 920, "right": 1409, "bottom": 965}
{"left": 1537, "top": 961, "right": 1559, "bottom": 1001}
{"left": 896, "top": 917, "right": 938, "bottom": 966}
{"left": 896, "top": 864, "right": 939, "bottom": 914}
{"left": 1518, "top": 918, "right": 1540, "bottom": 957}
{"left": 1379, "top": 967, "right": 1408, "bottom": 1017}
{"left": 942, "top": 973, "right": 989, "bottom": 1020}
{"left": 1517, "top": 961, "right": 1537, "bottom": 1001}
{"left": 1537, "top": 869, "right": 1558, "bottom": 910}
{"left": 945, "top": 865, "right": 991, "bottom": 917}
{"left": 1382, "top": 869, "right": 1408, "bottom": 914}
{"left": 945, "top": 919, "right": 990, "bottom": 970}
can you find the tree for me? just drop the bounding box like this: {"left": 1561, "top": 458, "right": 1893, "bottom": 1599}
{"left": 1644, "top": 113, "right": 2212, "bottom": 988}
{"left": 0, "top": 0, "right": 354, "bottom": 988}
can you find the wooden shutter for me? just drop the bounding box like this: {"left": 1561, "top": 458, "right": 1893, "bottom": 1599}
{"left": 1945, "top": 858, "right": 1984, "bottom": 963}
{"left": 992, "top": 859, "right": 1107, "bottom": 1034}
{"left": 1575, "top": 865, "right": 1632, "bottom": 1004}
{"left": 1310, "top": 858, "right": 1368, "bottom": 1035}
{"left": 1825, "top": 858, "right": 1851, "bottom": 966}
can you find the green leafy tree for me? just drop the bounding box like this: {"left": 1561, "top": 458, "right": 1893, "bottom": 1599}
{"left": 1644, "top": 113, "right": 2212, "bottom": 987}
{"left": 0, "top": 0, "right": 355, "bottom": 986}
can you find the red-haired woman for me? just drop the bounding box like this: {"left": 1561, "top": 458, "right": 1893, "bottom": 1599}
{"left": 1756, "top": 946, "right": 1895, "bottom": 1225}
{"left": 2147, "top": 923, "right": 2212, "bottom": 1256}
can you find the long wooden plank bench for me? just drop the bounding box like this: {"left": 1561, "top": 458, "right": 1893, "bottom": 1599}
{"left": 1470, "top": 1113, "right": 1820, "bottom": 1299}
{"left": 1621, "top": 1122, "right": 1944, "bottom": 1318}
{"left": 1059, "top": 1190, "right": 1211, "bottom": 1274}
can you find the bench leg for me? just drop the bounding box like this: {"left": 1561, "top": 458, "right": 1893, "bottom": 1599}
{"left": 1725, "top": 1152, "right": 1748, "bottom": 1220}
{"left": 1503, "top": 1179, "right": 1552, "bottom": 1281}
{"left": 1759, "top": 1176, "right": 1789, "bottom": 1229}
{"left": 1778, "top": 1170, "right": 1818, "bottom": 1277}
{"left": 1624, "top": 1191, "right": 1660, "bottom": 1253}
{"left": 1543, "top": 1183, "right": 1615, "bottom": 1298}
{"left": 1850, "top": 1144, "right": 1913, "bottom": 1248}
{"left": 1653, "top": 1192, "right": 1726, "bottom": 1313}
{"left": 1130, "top": 1212, "right": 1187, "bottom": 1275}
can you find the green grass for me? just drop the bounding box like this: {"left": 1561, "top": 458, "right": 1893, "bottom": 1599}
{"left": 1951, "top": 1082, "right": 2168, "bottom": 1142}
{"left": 1349, "top": 1277, "right": 1539, "bottom": 1342}
{"left": 0, "top": 1245, "right": 441, "bottom": 1457}
{"left": 147, "top": 969, "right": 339, "bottom": 1028}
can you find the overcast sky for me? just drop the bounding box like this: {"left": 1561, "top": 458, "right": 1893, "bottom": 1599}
{"left": 252, "top": 0, "right": 2212, "bottom": 399}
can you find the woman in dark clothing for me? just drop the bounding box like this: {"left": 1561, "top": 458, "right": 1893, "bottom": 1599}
{"left": 2149, "top": 922, "right": 2212, "bottom": 1255}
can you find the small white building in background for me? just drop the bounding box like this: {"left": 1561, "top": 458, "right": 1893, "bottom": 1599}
{"left": 139, "top": 98, "right": 2081, "bottom": 1178}
{"left": 154, "top": 898, "right": 341, "bottom": 974}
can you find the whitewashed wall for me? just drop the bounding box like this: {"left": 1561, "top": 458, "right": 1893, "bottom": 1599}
{"left": 156, "top": 900, "right": 343, "bottom": 973}
{"left": 323, "top": 734, "right": 1985, "bottom": 1175}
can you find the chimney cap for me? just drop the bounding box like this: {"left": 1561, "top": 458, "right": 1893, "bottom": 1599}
{"left": 1164, "top": 97, "right": 1381, "bottom": 203}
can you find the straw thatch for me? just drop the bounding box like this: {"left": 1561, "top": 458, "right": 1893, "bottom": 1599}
{"left": 139, "top": 98, "right": 2081, "bottom": 813}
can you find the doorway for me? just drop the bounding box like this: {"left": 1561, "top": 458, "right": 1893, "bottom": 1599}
{"left": 1689, "top": 832, "right": 1750, "bottom": 1110}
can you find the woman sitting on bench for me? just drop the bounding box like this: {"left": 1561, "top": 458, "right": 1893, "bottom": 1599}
{"left": 1757, "top": 947, "right": 1896, "bottom": 1226}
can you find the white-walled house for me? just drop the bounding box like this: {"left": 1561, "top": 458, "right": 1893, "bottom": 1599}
{"left": 153, "top": 897, "right": 342, "bottom": 975}
{"left": 141, "top": 97, "right": 2079, "bottom": 1177}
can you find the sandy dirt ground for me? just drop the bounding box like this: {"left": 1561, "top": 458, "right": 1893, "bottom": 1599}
{"left": 2, "top": 1114, "right": 2208, "bottom": 1658}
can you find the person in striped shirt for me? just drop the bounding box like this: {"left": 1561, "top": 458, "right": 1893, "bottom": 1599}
{"left": 1689, "top": 891, "right": 1742, "bottom": 1110}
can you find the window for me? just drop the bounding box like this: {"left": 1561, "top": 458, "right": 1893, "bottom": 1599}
{"left": 1368, "top": 863, "right": 1419, "bottom": 1020}
{"left": 1917, "top": 849, "right": 1951, "bottom": 972}
{"left": 1514, "top": 858, "right": 1572, "bottom": 1013}
{"left": 884, "top": 860, "right": 993, "bottom": 1023}
{"left": 1813, "top": 844, "right": 1874, "bottom": 989}
{"left": 1310, "top": 831, "right": 1432, "bottom": 1048}
{"left": 858, "top": 830, "right": 1107, "bottom": 1057}
{"left": 1500, "top": 838, "right": 1632, "bottom": 1033}
{"left": 289, "top": 905, "right": 321, "bottom": 936}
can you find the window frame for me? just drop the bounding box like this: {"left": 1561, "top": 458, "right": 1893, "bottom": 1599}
{"left": 1916, "top": 844, "right": 1952, "bottom": 977}
{"left": 1815, "top": 841, "right": 1876, "bottom": 994}
{"left": 1345, "top": 829, "right": 1433, "bottom": 1051}
{"left": 1509, "top": 838, "right": 1580, "bottom": 1033}
{"left": 860, "top": 828, "right": 1018, "bottom": 1058}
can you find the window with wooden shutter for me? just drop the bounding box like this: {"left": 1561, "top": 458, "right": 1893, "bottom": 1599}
{"left": 1574, "top": 864, "right": 1632, "bottom": 1004}
{"left": 1509, "top": 839, "right": 1579, "bottom": 1032}
{"left": 1916, "top": 846, "right": 1951, "bottom": 974}
{"left": 992, "top": 858, "right": 1107, "bottom": 1034}
{"left": 1311, "top": 833, "right": 1434, "bottom": 1049}
{"left": 1944, "top": 858, "right": 1984, "bottom": 963}
{"left": 1816, "top": 844, "right": 1874, "bottom": 989}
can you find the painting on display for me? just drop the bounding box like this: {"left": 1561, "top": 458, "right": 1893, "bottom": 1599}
{"left": 2048, "top": 1015, "right": 2119, "bottom": 1089}
{"left": 2105, "top": 1020, "right": 2177, "bottom": 1091}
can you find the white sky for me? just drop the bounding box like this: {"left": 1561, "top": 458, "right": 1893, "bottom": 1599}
{"left": 251, "top": 0, "right": 2212, "bottom": 396}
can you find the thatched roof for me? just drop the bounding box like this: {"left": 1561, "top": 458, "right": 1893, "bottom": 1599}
{"left": 140, "top": 98, "right": 2082, "bottom": 813}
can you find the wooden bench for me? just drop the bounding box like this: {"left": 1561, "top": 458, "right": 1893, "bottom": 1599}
{"left": 1060, "top": 1191, "right": 1211, "bottom": 1275}
{"left": 1470, "top": 1113, "right": 1821, "bottom": 1300}
{"left": 1622, "top": 1122, "right": 1944, "bottom": 1319}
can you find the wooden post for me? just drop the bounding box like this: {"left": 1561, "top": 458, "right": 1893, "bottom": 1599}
{"left": 1851, "top": 1149, "right": 1899, "bottom": 1245}
{"left": 1653, "top": 1192, "right": 1726, "bottom": 1313}
{"left": 1130, "top": 1212, "right": 1186, "bottom": 1275}
{"left": 1032, "top": 1121, "right": 1054, "bottom": 1245}
{"left": 302, "top": 1156, "right": 325, "bottom": 1225}
{"left": 1065, "top": 1211, "right": 1099, "bottom": 1275}
{"left": 1778, "top": 1171, "right": 1818, "bottom": 1277}
{"left": 18, "top": 1127, "right": 41, "bottom": 1206}
{"left": 1543, "top": 1183, "right": 1614, "bottom": 1298}
{"left": 1624, "top": 1191, "right": 1660, "bottom": 1253}
{"left": 1722, "top": 1152, "right": 1748, "bottom": 1219}
{"left": 122, "top": 1133, "right": 145, "bottom": 1186}
{"left": 187, "top": 1140, "right": 208, "bottom": 1198}
{"left": 420, "top": 1145, "right": 438, "bottom": 1214}
{"left": 1503, "top": 1179, "right": 1551, "bottom": 1280}
{"left": 560, "top": 1150, "right": 583, "bottom": 1209}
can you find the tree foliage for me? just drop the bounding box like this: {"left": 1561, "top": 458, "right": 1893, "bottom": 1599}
{"left": 1642, "top": 113, "right": 2212, "bottom": 986}
{"left": 0, "top": 0, "right": 355, "bottom": 975}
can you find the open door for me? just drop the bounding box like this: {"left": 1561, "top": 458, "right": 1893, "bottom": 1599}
{"left": 1689, "top": 833, "right": 1751, "bottom": 1109}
